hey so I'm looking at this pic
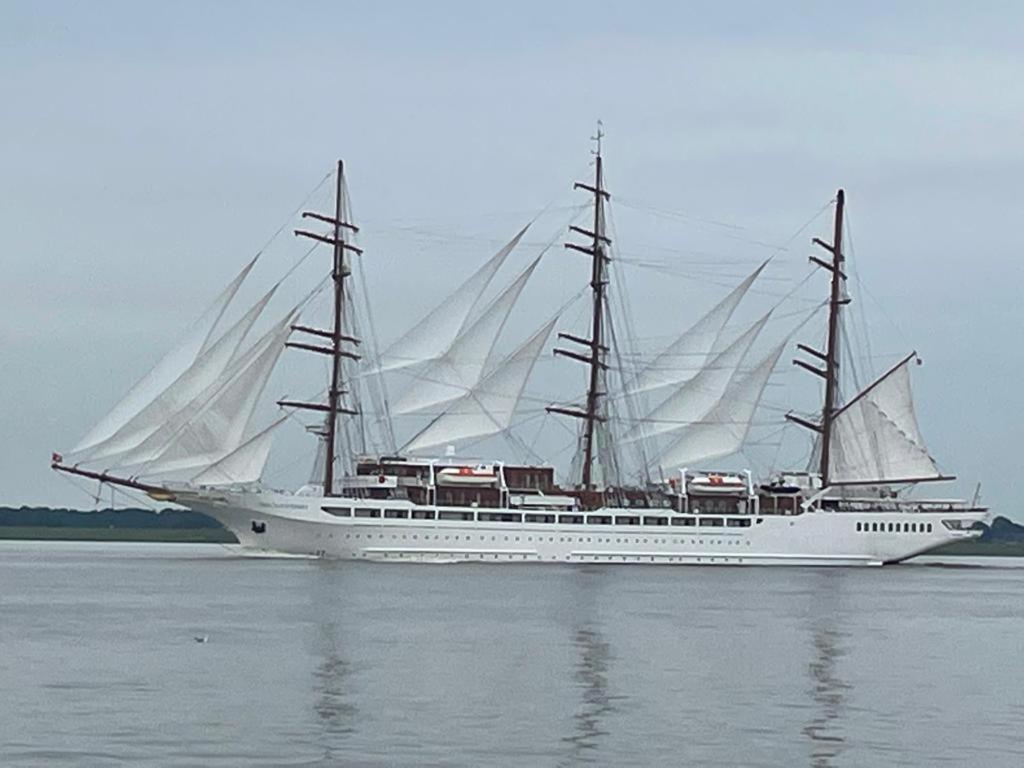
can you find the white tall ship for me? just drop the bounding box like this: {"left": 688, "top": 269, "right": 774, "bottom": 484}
{"left": 54, "top": 144, "right": 988, "bottom": 565}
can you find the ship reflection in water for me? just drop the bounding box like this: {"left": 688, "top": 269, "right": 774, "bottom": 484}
{"left": 313, "top": 621, "right": 356, "bottom": 737}
{"left": 803, "top": 573, "right": 850, "bottom": 767}
{"left": 560, "top": 566, "right": 627, "bottom": 766}
{"left": 562, "top": 627, "right": 616, "bottom": 764}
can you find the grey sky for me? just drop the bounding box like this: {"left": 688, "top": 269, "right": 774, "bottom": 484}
{"left": 2, "top": 2, "right": 1022, "bottom": 517}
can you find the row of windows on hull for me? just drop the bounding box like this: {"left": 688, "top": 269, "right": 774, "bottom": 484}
{"left": 321, "top": 506, "right": 755, "bottom": 528}
{"left": 857, "top": 521, "right": 933, "bottom": 533}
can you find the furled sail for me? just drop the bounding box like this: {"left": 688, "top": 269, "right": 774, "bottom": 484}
{"left": 109, "top": 307, "right": 297, "bottom": 474}
{"left": 628, "top": 309, "right": 772, "bottom": 442}
{"left": 79, "top": 284, "right": 278, "bottom": 463}
{"left": 630, "top": 260, "right": 767, "bottom": 395}
{"left": 826, "top": 354, "right": 943, "bottom": 484}
{"left": 375, "top": 224, "right": 529, "bottom": 373}
{"left": 70, "top": 257, "right": 257, "bottom": 455}
{"left": 404, "top": 315, "right": 558, "bottom": 452}
{"left": 191, "top": 416, "right": 287, "bottom": 486}
{"left": 391, "top": 255, "right": 541, "bottom": 415}
{"left": 656, "top": 338, "right": 786, "bottom": 468}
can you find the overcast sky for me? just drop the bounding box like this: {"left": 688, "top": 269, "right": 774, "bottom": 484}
{"left": 2, "top": 1, "right": 1022, "bottom": 518}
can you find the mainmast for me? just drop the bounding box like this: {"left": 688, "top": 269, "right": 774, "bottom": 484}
{"left": 547, "top": 129, "right": 612, "bottom": 490}
{"left": 280, "top": 160, "right": 363, "bottom": 496}
{"left": 788, "top": 188, "right": 847, "bottom": 486}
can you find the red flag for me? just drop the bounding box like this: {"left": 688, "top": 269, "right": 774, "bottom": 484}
{"left": 51, "top": 452, "right": 63, "bottom": 464}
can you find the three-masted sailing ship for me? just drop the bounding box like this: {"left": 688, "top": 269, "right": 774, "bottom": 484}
{"left": 53, "top": 144, "right": 988, "bottom": 565}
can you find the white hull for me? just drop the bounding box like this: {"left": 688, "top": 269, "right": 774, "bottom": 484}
{"left": 176, "top": 489, "right": 988, "bottom": 567}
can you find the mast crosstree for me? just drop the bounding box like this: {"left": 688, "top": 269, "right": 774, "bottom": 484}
{"left": 547, "top": 127, "right": 612, "bottom": 490}
{"left": 787, "top": 189, "right": 848, "bottom": 486}
{"left": 282, "top": 160, "right": 363, "bottom": 496}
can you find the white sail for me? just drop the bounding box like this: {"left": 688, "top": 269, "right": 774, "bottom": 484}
{"left": 656, "top": 338, "right": 785, "bottom": 468}
{"left": 81, "top": 284, "right": 278, "bottom": 463}
{"left": 392, "top": 255, "right": 541, "bottom": 415}
{"left": 70, "top": 257, "right": 257, "bottom": 455}
{"left": 827, "top": 355, "right": 942, "bottom": 484}
{"left": 629, "top": 309, "right": 772, "bottom": 442}
{"left": 137, "top": 313, "right": 295, "bottom": 477}
{"left": 376, "top": 225, "right": 529, "bottom": 373}
{"left": 630, "top": 260, "right": 767, "bottom": 395}
{"left": 405, "top": 315, "right": 558, "bottom": 452}
{"left": 191, "top": 416, "right": 287, "bottom": 486}
{"left": 109, "top": 308, "right": 296, "bottom": 472}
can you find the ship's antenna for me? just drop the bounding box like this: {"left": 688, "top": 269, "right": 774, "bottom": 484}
{"left": 787, "top": 189, "right": 847, "bottom": 486}
{"left": 547, "top": 126, "right": 612, "bottom": 490}
{"left": 283, "top": 160, "right": 363, "bottom": 496}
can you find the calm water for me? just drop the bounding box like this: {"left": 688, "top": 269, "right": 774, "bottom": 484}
{"left": 1, "top": 542, "right": 1022, "bottom": 767}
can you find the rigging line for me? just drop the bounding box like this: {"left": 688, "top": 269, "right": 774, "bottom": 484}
{"left": 254, "top": 169, "right": 334, "bottom": 260}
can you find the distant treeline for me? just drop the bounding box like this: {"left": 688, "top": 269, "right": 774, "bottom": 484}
{"left": 0, "top": 507, "right": 222, "bottom": 530}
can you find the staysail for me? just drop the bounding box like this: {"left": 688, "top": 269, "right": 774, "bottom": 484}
{"left": 629, "top": 260, "right": 767, "bottom": 395}
{"left": 106, "top": 306, "right": 296, "bottom": 475}
{"left": 656, "top": 338, "right": 786, "bottom": 468}
{"left": 191, "top": 416, "right": 288, "bottom": 486}
{"left": 70, "top": 257, "right": 257, "bottom": 455}
{"left": 375, "top": 225, "right": 529, "bottom": 373}
{"left": 79, "top": 284, "right": 278, "bottom": 463}
{"left": 826, "top": 354, "right": 943, "bottom": 484}
{"left": 404, "top": 315, "right": 558, "bottom": 451}
{"left": 628, "top": 309, "right": 772, "bottom": 442}
{"left": 391, "top": 255, "right": 541, "bottom": 415}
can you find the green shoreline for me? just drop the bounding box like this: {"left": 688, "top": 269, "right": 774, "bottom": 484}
{"left": 1, "top": 526, "right": 1023, "bottom": 555}
{"left": 0, "top": 526, "right": 237, "bottom": 543}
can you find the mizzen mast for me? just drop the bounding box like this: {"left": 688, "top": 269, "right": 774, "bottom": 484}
{"left": 282, "top": 160, "right": 363, "bottom": 496}
{"left": 787, "top": 188, "right": 847, "bottom": 486}
{"left": 546, "top": 127, "right": 612, "bottom": 490}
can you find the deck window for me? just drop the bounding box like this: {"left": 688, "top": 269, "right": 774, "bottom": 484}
{"left": 559, "top": 514, "right": 584, "bottom": 525}
{"left": 615, "top": 516, "right": 641, "bottom": 526}
{"left": 525, "top": 513, "right": 556, "bottom": 523}
{"left": 856, "top": 522, "right": 862, "bottom": 532}
{"left": 643, "top": 516, "right": 668, "bottom": 526}
{"left": 411, "top": 509, "right": 436, "bottom": 520}
{"left": 354, "top": 508, "right": 380, "bottom": 518}
{"left": 438, "top": 511, "right": 474, "bottom": 521}
{"left": 384, "top": 509, "right": 408, "bottom": 519}
{"left": 671, "top": 517, "right": 696, "bottom": 527}
{"left": 927, "top": 523, "right": 933, "bottom": 533}
{"left": 478, "top": 512, "right": 523, "bottom": 523}
{"left": 586, "top": 515, "right": 612, "bottom": 525}
{"left": 726, "top": 518, "right": 751, "bottom": 528}
{"left": 699, "top": 517, "right": 724, "bottom": 527}
{"left": 322, "top": 506, "right": 351, "bottom": 517}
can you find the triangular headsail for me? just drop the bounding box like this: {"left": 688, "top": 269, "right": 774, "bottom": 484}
{"left": 70, "top": 257, "right": 257, "bottom": 455}
{"left": 630, "top": 260, "right": 767, "bottom": 395}
{"left": 191, "top": 416, "right": 288, "bottom": 486}
{"left": 404, "top": 315, "right": 559, "bottom": 452}
{"left": 79, "top": 284, "right": 278, "bottom": 463}
{"left": 107, "top": 306, "right": 297, "bottom": 474}
{"left": 375, "top": 225, "right": 529, "bottom": 373}
{"left": 392, "top": 254, "right": 541, "bottom": 415}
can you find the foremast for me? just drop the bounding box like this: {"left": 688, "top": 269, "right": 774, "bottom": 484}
{"left": 547, "top": 129, "right": 612, "bottom": 490}
{"left": 282, "top": 160, "right": 363, "bottom": 496}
